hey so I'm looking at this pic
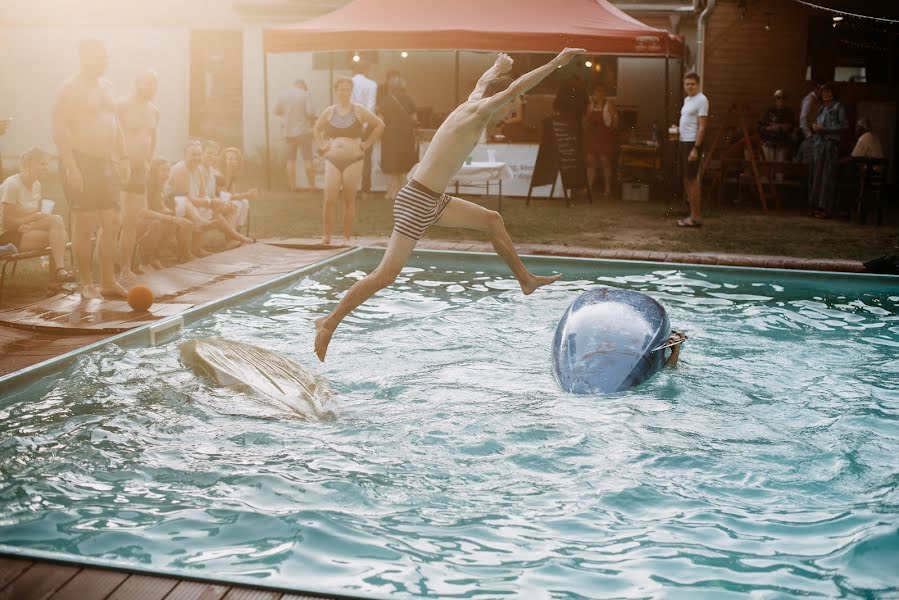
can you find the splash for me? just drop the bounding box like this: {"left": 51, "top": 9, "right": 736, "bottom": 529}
{"left": 179, "top": 337, "right": 337, "bottom": 420}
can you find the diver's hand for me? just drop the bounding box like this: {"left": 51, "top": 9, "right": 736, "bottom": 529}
{"left": 494, "top": 53, "right": 514, "bottom": 74}
{"left": 556, "top": 48, "right": 587, "bottom": 65}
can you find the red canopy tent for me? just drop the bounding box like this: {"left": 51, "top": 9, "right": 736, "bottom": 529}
{"left": 263, "top": 0, "right": 682, "bottom": 57}
{"left": 260, "top": 0, "right": 683, "bottom": 187}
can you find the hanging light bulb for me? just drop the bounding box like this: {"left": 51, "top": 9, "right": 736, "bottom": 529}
{"left": 352, "top": 53, "right": 360, "bottom": 62}
{"left": 401, "top": 51, "right": 408, "bottom": 58}
{"left": 584, "top": 60, "right": 593, "bottom": 68}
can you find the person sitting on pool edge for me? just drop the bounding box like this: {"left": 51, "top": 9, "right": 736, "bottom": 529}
{"left": 314, "top": 48, "right": 586, "bottom": 361}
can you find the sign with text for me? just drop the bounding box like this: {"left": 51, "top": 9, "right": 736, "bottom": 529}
{"left": 527, "top": 117, "right": 589, "bottom": 204}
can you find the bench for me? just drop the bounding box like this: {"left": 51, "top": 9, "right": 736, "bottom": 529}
{"left": 0, "top": 246, "right": 54, "bottom": 306}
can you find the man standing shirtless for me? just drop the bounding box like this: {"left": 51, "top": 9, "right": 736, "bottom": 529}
{"left": 52, "top": 39, "right": 129, "bottom": 298}
{"left": 315, "top": 48, "right": 585, "bottom": 361}
{"left": 117, "top": 69, "right": 160, "bottom": 278}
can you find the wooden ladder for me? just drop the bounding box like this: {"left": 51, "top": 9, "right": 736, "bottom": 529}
{"left": 702, "top": 104, "right": 776, "bottom": 213}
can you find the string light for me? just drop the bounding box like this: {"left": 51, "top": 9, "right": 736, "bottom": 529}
{"left": 790, "top": 0, "right": 899, "bottom": 24}
{"left": 584, "top": 60, "right": 593, "bottom": 68}
{"left": 352, "top": 53, "right": 360, "bottom": 62}
{"left": 400, "top": 51, "right": 408, "bottom": 58}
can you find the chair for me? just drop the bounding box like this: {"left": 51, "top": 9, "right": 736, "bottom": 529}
{"left": 853, "top": 157, "right": 889, "bottom": 225}
{"left": 0, "top": 199, "right": 72, "bottom": 306}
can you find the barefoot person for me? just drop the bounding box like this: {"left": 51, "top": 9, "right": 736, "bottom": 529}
{"left": 116, "top": 69, "right": 160, "bottom": 279}
{"left": 135, "top": 157, "right": 194, "bottom": 270}
{"left": 0, "top": 147, "right": 73, "bottom": 283}
{"left": 53, "top": 39, "right": 130, "bottom": 299}
{"left": 313, "top": 77, "right": 385, "bottom": 246}
{"left": 314, "top": 48, "right": 585, "bottom": 361}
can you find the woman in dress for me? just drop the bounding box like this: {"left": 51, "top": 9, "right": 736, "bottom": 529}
{"left": 809, "top": 83, "right": 848, "bottom": 218}
{"left": 378, "top": 75, "right": 418, "bottom": 202}
{"left": 313, "top": 77, "right": 384, "bottom": 245}
{"left": 585, "top": 83, "right": 618, "bottom": 198}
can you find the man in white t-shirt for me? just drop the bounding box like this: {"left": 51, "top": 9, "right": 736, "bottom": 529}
{"left": 0, "top": 147, "right": 72, "bottom": 282}
{"left": 676, "top": 72, "right": 709, "bottom": 228}
{"left": 351, "top": 59, "right": 378, "bottom": 192}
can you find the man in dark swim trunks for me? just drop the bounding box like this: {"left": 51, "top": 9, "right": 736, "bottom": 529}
{"left": 314, "top": 48, "right": 586, "bottom": 361}
{"left": 52, "top": 39, "right": 129, "bottom": 299}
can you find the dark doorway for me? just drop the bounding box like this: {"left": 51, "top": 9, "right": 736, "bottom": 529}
{"left": 190, "top": 30, "right": 244, "bottom": 148}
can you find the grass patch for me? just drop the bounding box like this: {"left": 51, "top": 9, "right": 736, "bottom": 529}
{"left": 4, "top": 179, "right": 896, "bottom": 305}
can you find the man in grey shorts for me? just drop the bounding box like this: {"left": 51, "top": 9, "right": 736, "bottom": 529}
{"left": 314, "top": 48, "right": 585, "bottom": 361}
{"left": 53, "top": 39, "right": 129, "bottom": 299}
{"left": 273, "top": 79, "right": 316, "bottom": 190}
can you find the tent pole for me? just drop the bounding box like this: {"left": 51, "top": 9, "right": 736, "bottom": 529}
{"left": 664, "top": 54, "right": 670, "bottom": 129}
{"left": 453, "top": 50, "right": 460, "bottom": 106}
{"left": 263, "top": 50, "right": 272, "bottom": 191}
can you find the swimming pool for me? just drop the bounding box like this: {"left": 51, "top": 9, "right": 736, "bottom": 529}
{"left": 1, "top": 248, "right": 898, "bottom": 598}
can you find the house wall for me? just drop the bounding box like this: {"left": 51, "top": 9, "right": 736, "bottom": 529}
{"left": 701, "top": 0, "right": 811, "bottom": 123}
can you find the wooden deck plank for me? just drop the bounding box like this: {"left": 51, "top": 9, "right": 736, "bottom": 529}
{"left": 106, "top": 574, "right": 178, "bottom": 600}
{"left": 48, "top": 567, "right": 128, "bottom": 600}
{"left": 220, "top": 589, "right": 281, "bottom": 600}
{"left": 0, "top": 562, "right": 80, "bottom": 600}
{"left": 0, "top": 556, "right": 33, "bottom": 589}
{"left": 163, "top": 580, "right": 229, "bottom": 600}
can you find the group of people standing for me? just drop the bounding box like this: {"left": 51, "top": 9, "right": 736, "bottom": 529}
{"left": 761, "top": 82, "right": 884, "bottom": 219}
{"left": 0, "top": 39, "right": 257, "bottom": 300}
{"left": 273, "top": 60, "right": 419, "bottom": 246}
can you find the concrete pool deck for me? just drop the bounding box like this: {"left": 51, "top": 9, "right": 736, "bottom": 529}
{"left": 0, "top": 237, "right": 867, "bottom": 377}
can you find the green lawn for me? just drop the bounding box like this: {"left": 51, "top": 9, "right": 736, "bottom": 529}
{"left": 246, "top": 188, "right": 897, "bottom": 260}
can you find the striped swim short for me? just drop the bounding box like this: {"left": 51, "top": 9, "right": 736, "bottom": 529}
{"left": 392, "top": 179, "right": 451, "bottom": 241}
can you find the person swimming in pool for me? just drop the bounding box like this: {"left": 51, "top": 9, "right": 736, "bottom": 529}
{"left": 314, "top": 48, "right": 586, "bottom": 361}
{"left": 313, "top": 77, "right": 385, "bottom": 246}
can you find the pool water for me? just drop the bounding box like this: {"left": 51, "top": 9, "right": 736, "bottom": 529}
{"left": 1, "top": 250, "right": 898, "bottom": 598}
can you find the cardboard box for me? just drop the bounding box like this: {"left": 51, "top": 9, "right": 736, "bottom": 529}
{"left": 622, "top": 181, "right": 650, "bottom": 202}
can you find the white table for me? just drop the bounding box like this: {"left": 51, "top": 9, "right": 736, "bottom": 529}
{"left": 409, "top": 161, "right": 514, "bottom": 211}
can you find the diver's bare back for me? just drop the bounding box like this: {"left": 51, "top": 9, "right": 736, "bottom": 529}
{"left": 412, "top": 102, "right": 489, "bottom": 193}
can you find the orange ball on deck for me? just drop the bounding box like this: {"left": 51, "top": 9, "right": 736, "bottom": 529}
{"left": 127, "top": 285, "right": 154, "bottom": 311}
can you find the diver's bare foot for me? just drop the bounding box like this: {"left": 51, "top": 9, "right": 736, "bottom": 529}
{"left": 319, "top": 237, "right": 331, "bottom": 246}
{"left": 314, "top": 316, "right": 335, "bottom": 362}
{"left": 119, "top": 267, "right": 136, "bottom": 281}
{"left": 80, "top": 284, "right": 101, "bottom": 300}
{"left": 521, "top": 273, "right": 562, "bottom": 295}
{"left": 194, "top": 248, "right": 211, "bottom": 258}
{"left": 149, "top": 259, "right": 165, "bottom": 270}
{"left": 100, "top": 281, "right": 129, "bottom": 299}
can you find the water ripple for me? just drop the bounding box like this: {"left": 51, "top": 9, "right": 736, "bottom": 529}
{"left": 1, "top": 258, "right": 897, "bottom": 598}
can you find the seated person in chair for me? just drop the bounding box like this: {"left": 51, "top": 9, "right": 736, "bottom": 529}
{"left": 0, "top": 147, "right": 73, "bottom": 283}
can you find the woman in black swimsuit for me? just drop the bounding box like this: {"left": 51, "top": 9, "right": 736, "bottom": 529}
{"left": 313, "top": 77, "right": 384, "bottom": 246}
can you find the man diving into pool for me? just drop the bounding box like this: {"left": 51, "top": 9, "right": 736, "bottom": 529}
{"left": 315, "top": 48, "right": 587, "bottom": 361}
